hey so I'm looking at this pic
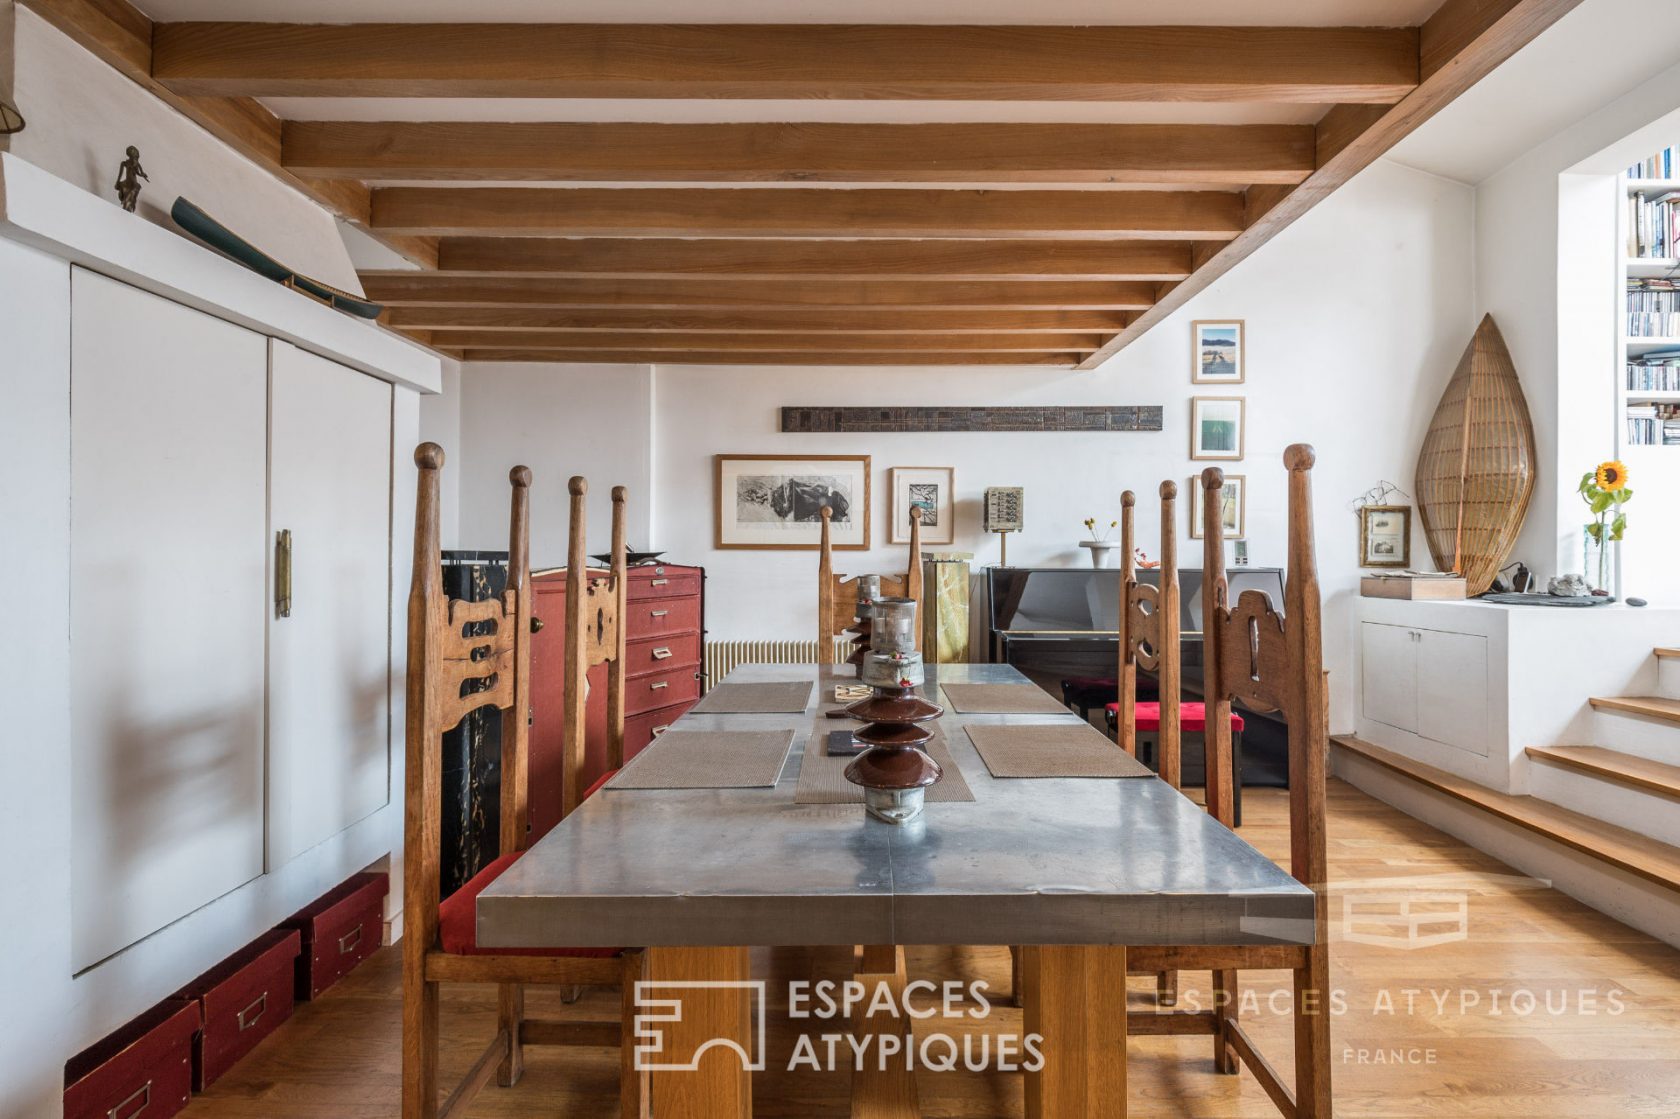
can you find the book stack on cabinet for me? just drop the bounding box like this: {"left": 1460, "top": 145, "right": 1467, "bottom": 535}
{"left": 529, "top": 564, "right": 705, "bottom": 840}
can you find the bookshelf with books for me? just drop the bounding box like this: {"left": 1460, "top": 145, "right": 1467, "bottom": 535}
{"left": 1622, "top": 144, "right": 1680, "bottom": 449}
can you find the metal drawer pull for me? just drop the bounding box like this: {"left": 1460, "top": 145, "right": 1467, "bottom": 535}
{"left": 652, "top": 647, "right": 673, "bottom": 659}
{"left": 237, "top": 992, "right": 267, "bottom": 1032}
{"left": 649, "top": 609, "right": 670, "bottom": 617}
{"left": 650, "top": 681, "right": 669, "bottom": 690}
{"left": 108, "top": 1080, "right": 151, "bottom": 1119}
{"left": 337, "top": 924, "right": 364, "bottom": 955}
{"left": 650, "top": 578, "right": 670, "bottom": 586}
{"left": 651, "top": 724, "right": 671, "bottom": 736}
{"left": 275, "top": 530, "right": 293, "bottom": 618}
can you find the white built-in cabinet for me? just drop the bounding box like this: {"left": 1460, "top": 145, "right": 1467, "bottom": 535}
{"left": 69, "top": 269, "right": 395, "bottom": 972}
{"left": 1359, "top": 620, "right": 1489, "bottom": 756}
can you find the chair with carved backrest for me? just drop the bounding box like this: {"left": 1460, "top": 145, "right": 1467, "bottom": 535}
{"left": 817, "top": 504, "right": 924, "bottom": 661}
{"left": 1124, "top": 448, "right": 1331, "bottom": 1119}
{"left": 403, "top": 445, "right": 646, "bottom": 1119}
{"left": 560, "top": 476, "right": 631, "bottom": 820}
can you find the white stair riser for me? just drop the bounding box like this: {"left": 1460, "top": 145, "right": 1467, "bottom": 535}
{"left": 1528, "top": 765, "right": 1680, "bottom": 849}
{"left": 1589, "top": 709, "right": 1680, "bottom": 766}
{"left": 1659, "top": 657, "right": 1680, "bottom": 701}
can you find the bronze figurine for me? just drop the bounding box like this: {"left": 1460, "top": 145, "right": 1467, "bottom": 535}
{"left": 114, "top": 146, "right": 148, "bottom": 212}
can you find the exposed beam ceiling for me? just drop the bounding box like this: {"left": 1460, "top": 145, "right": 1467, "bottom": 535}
{"left": 28, "top": 0, "right": 1583, "bottom": 365}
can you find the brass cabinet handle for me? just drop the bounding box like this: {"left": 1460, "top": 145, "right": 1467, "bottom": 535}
{"left": 337, "top": 924, "right": 364, "bottom": 955}
{"left": 652, "top": 647, "right": 673, "bottom": 660}
{"left": 650, "top": 578, "right": 670, "bottom": 586}
{"left": 651, "top": 724, "right": 671, "bottom": 736}
{"left": 649, "top": 609, "right": 670, "bottom": 617}
{"left": 275, "top": 530, "right": 292, "bottom": 618}
{"left": 650, "top": 681, "right": 669, "bottom": 690}
{"left": 108, "top": 1081, "right": 151, "bottom": 1119}
{"left": 237, "top": 991, "right": 268, "bottom": 1032}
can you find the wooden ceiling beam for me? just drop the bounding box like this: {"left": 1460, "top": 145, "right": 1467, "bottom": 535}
{"left": 454, "top": 350, "right": 1081, "bottom": 366}
{"left": 357, "top": 276, "right": 1159, "bottom": 311}
{"left": 433, "top": 238, "right": 1193, "bottom": 281}
{"left": 383, "top": 307, "right": 1130, "bottom": 333}
{"left": 426, "top": 331, "right": 1101, "bottom": 353}
{"left": 152, "top": 23, "right": 1417, "bottom": 103}
{"left": 369, "top": 187, "right": 1247, "bottom": 241}
{"left": 17, "top": 0, "right": 437, "bottom": 269}
{"left": 1077, "top": 0, "right": 1585, "bottom": 369}
{"left": 281, "top": 121, "right": 1315, "bottom": 185}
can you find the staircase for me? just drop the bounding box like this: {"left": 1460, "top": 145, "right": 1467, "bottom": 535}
{"left": 1334, "top": 645, "right": 1680, "bottom": 946}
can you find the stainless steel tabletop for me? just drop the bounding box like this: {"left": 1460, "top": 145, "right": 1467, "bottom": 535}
{"left": 477, "top": 662, "right": 1315, "bottom": 949}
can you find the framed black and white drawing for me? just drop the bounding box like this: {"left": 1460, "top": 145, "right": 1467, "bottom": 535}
{"left": 1189, "top": 474, "right": 1246, "bottom": 539}
{"left": 890, "top": 466, "right": 955, "bottom": 545}
{"left": 713, "top": 454, "right": 871, "bottom": 550}
{"left": 1190, "top": 396, "right": 1246, "bottom": 461}
{"left": 1359, "top": 504, "right": 1411, "bottom": 568}
{"left": 1192, "top": 320, "right": 1245, "bottom": 384}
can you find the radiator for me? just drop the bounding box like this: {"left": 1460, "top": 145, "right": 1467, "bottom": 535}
{"left": 704, "top": 638, "right": 849, "bottom": 683}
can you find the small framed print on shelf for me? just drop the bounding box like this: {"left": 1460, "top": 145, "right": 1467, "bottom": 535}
{"left": 1190, "top": 396, "right": 1246, "bottom": 461}
{"left": 1192, "top": 320, "right": 1245, "bottom": 384}
{"left": 1359, "top": 505, "right": 1411, "bottom": 568}
{"left": 890, "top": 466, "right": 955, "bottom": 545}
{"left": 1189, "top": 474, "right": 1246, "bottom": 539}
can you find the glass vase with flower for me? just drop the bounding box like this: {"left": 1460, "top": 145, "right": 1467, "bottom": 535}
{"left": 1579, "top": 460, "right": 1631, "bottom": 595}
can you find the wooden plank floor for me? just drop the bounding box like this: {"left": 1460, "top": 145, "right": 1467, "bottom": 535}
{"left": 182, "top": 781, "right": 1680, "bottom": 1118}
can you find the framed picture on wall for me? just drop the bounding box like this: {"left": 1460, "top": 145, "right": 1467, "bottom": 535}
{"left": 890, "top": 466, "right": 955, "bottom": 545}
{"left": 1190, "top": 396, "right": 1246, "bottom": 460}
{"left": 1359, "top": 504, "right": 1412, "bottom": 567}
{"left": 714, "top": 454, "right": 871, "bottom": 550}
{"left": 1189, "top": 474, "right": 1246, "bottom": 539}
{"left": 1192, "top": 320, "right": 1245, "bottom": 383}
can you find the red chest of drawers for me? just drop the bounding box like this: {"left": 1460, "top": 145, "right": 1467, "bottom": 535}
{"left": 529, "top": 563, "right": 704, "bottom": 840}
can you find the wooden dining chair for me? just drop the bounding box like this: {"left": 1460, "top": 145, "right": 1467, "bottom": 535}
{"left": 1125, "top": 448, "right": 1331, "bottom": 1119}
{"left": 404, "top": 445, "right": 646, "bottom": 1119}
{"left": 817, "top": 504, "right": 924, "bottom": 660}
{"left": 561, "top": 476, "right": 630, "bottom": 821}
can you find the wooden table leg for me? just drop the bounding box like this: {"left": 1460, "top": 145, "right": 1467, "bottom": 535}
{"left": 851, "top": 946, "right": 918, "bottom": 1118}
{"left": 1022, "top": 945, "right": 1127, "bottom": 1119}
{"left": 643, "top": 946, "right": 754, "bottom": 1119}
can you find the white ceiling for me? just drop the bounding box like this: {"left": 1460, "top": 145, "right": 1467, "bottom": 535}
{"left": 137, "top": 0, "right": 1439, "bottom": 26}
{"left": 1386, "top": 0, "right": 1680, "bottom": 183}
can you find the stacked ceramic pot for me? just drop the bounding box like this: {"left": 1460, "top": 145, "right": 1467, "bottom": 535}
{"left": 843, "top": 575, "right": 882, "bottom": 676}
{"left": 843, "top": 595, "right": 944, "bottom": 824}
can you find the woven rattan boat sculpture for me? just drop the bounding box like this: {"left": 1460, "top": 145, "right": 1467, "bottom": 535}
{"left": 1414, "top": 314, "right": 1536, "bottom": 595}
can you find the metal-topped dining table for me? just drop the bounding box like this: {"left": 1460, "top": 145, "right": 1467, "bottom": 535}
{"left": 478, "top": 661, "right": 1316, "bottom": 1117}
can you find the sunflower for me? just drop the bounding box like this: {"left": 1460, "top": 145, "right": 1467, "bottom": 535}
{"left": 1596, "top": 461, "right": 1629, "bottom": 490}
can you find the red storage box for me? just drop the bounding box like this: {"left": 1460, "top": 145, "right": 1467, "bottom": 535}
{"left": 63, "top": 999, "right": 199, "bottom": 1119}
{"left": 176, "top": 928, "right": 301, "bottom": 1090}
{"left": 281, "top": 871, "right": 388, "bottom": 1000}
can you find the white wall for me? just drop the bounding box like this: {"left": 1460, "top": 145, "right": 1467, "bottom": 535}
{"left": 456, "top": 362, "right": 656, "bottom": 567}
{"left": 418, "top": 357, "right": 465, "bottom": 549}
{"left": 1474, "top": 56, "right": 1680, "bottom": 599}
{"left": 0, "top": 6, "right": 360, "bottom": 293}
{"left": 452, "top": 160, "right": 1477, "bottom": 730}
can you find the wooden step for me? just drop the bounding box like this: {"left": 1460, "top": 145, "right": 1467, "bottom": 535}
{"left": 1332, "top": 735, "right": 1680, "bottom": 893}
{"left": 1525, "top": 745, "right": 1680, "bottom": 803}
{"left": 1589, "top": 695, "right": 1680, "bottom": 726}
{"left": 1655, "top": 647, "right": 1680, "bottom": 660}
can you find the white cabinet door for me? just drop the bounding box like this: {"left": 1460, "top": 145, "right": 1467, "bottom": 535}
{"left": 1360, "top": 621, "right": 1418, "bottom": 733}
{"left": 70, "top": 270, "right": 269, "bottom": 972}
{"left": 1417, "top": 630, "right": 1490, "bottom": 756}
{"left": 267, "top": 341, "right": 393, "bottom": 867}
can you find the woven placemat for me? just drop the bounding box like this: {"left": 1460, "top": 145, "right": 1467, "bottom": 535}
{"left": 938, "top": 683, "right": 1070, "bottom": 715}
{"left": 605, "top": 729, "right": 796, "bottom": 789}
{"left": 691, "top": 681, "right": 815, "bottom": 714}
{"left": 794, "top": 728, "right": 976, "bottom": 804}
{"left": 965, "top": 723, "right": 1153, "bottom": 778}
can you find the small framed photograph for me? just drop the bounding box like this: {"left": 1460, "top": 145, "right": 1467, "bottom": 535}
{"left": 1189, "top": 474, "right": 1246, "bottom": 539}
{"left": 1359, "top": 505, "right": 1411, "bottom": 568}
{"left": 1192, "top": 320, "right": 1245, "bottom": 384}
{"left": 890, "top": 466, "right": 955, "bottom": 545}
{"left": 714, "top": 454, "right": 871, "bottom": 550}
{"left": 1190, "top": 396, "right": 1246, "bottom": 461}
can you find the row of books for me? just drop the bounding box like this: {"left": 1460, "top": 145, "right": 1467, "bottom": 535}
{"left": 1627, "top": 281, "right": 1680, "bottom": 335}
{"left": 1627, "top": 402, "right": 1680, "bottom": 446}
{"left": 1628, "top": 145, "right": 1680, "bottom": 180}
{"left": 1629, "top": 356, "right": 1680, "bottom": 392}
{"left": 1627, "top": 189, "right": 1680, "bottom": 258}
